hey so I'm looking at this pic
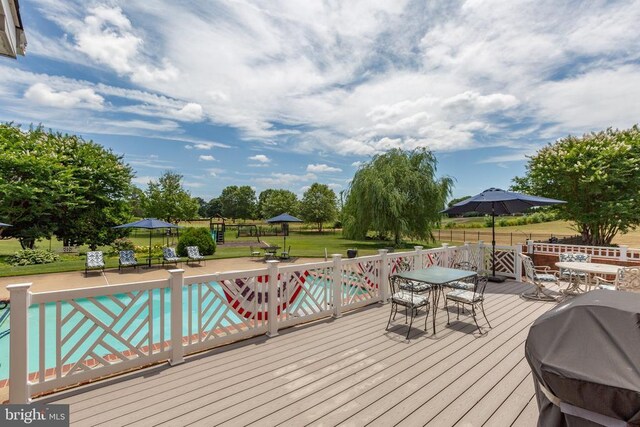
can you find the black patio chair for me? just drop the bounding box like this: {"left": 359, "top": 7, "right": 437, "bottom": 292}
{"left": 445, "top": 275, "right": 491, "bottom": 334}
{"left": 386, "top": 275, "right": 431, "bottom": 340}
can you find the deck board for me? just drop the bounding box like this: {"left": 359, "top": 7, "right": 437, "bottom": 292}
{"left": 41, "top": 280, "right": 558, "bottom": 426}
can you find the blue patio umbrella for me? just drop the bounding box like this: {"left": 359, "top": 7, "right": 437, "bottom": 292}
{"left": 113, "top": 218, "right": 181, "bottom": 263}
{"left": 266, "top": 213, "right": 303, "bottom": 250}
{"left": 442, "top": 188, "right": 566, "bottom": 281}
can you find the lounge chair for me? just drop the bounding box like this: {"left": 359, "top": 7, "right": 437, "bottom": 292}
{"left": 85, "top": 251, "right": 105, "bottom": 276}
{"left": 186, "top": 246, "right": 205, "bottom": 266}
{"left": 118, "top": 250, "right": 138, "bottom": 271}
{"left": 162, "top": 247, "right": 181, "bottom": 267}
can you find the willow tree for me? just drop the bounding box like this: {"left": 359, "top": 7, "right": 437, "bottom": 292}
{"left": 343, "top": 148, "right": 452, "bottom": 245}
{"left": 512, "top": 125, "right": 640, "bottom": 246}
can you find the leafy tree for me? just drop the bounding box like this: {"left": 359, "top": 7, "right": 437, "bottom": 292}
{"left": 511, "top": 125, "right": 640, "bottom": 245}
{"left": 343, "top": 148, "right": 452, "bottom": 245}
{"left": 219, "top": 185, "right": 256, "bottom": 220}
{"left": 128, "top": 186, "right": 147, "bottom": 218}
{"left": 194, "top": 197, "right": 208, "bottom": 217}
{"left": 258, "top": 189, "right": 299, "bottom": 219}
{"left": 448, "top": 196, "right": 471, "bottom": 208}
{"left": 204, "top": 197, "right": 222, "bottom": 218}
{"left": 299, "top": 183, "right": 337, "bottom": 232}
{"left": 0, "top": 124, "right": 134, "bottom": 249}
{"left": 143, "top": 171, "right": 199, "bottom": 223}
{"left": 52, "top": 135, "right": 134, "bottom": 249}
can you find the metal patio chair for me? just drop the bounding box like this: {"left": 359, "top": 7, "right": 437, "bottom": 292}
{"left": 445, "top": 275, "right": 491, "bottom": 334}
{"left": 279, "top": 245, "right": 291, "bottom": 260}
{"left": 558, "top": 252, "right": 591, "bottom": 288}
{"left": 387, "top": 275, "right": 431, "bottom": 339}
{"left": 520, "top": 254, "right": 559, "bottom": 301}
{"left": 595, "top": 267, "right": 640, "bottom": 292}
{"left": 250, "top": 246, "right": 261, "bottom": 257}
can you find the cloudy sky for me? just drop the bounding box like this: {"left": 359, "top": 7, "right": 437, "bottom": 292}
{"left": 1, "top": 0, "right": 639, "bottom": 200}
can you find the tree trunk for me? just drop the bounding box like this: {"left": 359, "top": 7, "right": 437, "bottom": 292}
{"left": 19, "top": 238, "right": 35, "bottom": 250}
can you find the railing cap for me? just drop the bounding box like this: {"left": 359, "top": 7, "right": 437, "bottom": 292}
{"left": 6, "top": 283, "right": 32, "bottom": 291}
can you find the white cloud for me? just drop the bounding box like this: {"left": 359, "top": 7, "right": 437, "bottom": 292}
{"left": 71, "top": 5, "right": 178, "bottom": 84}
{"left": 199, "top": 155, "right": 215, "bottom": 161}
{"left": 174, "top": 103, "right": 204, "bottom": 121}
{"left": 24, "top": 83, "right": 104, "bottom": 109}
{"left": 248, "top": 154, "right": 271, "bottom": 163}
{"left": 351, "top": 161, "right": 363, "bottom": 167}
{"left": 132, "top": 175, "right": 156, "bottom": 185}
{"left": 306, "top": 164, "right": 342, "bottom": 173}
{"left": 255, "top": 173, "right": 316, "bottom": 187}
{"left": 9, "top": 0, "right": 640, "bottom": 167}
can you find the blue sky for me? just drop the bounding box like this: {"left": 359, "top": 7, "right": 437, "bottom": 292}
{"left": 1, "top": 1, "right": 639, "bottom": 201}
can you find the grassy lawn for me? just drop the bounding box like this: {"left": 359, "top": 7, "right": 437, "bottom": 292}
{"left": 0, "top": 228, "right": 432, "bottom": 278}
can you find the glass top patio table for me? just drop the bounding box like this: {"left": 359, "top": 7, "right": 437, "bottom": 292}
{"left": 392, "top": 266, "right": 477, "bottom": 335}
{"left": 394, "top": 266, "right": 477, "bottom": 285}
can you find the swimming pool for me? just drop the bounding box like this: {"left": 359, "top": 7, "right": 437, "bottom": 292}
{"left": 0, "top": 279, "right": 338, "bottom": 380}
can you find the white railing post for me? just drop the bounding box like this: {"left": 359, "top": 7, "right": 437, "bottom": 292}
{"left": 619, "top": 245, "right": 628, "bottom": 262}
{"left": 527, "top": 239, "right": 534, "bottom": 254}
{"left": 168, "top": 269, "right": 184, "bottom": 366}
{"left": 8, "top": 283, "right": 31, "bottom": 404}
{"left": 378, "top": 249, "right": 389, "bottom": 304}
{"left": 515, "top": 245, "right": 522, "bottom": 281}
{"left": 332, "top": 254, "right": 343, "bottom": 318}
{"left": 478, "top": 240, "right": 486, "bottom": 272}
{"left": 441, "top": 243, "right": 450, "bottom": 267}
{"left": 266, "top": 260, "right": 280, "bottom": 337}
{"left": 464, "top": 242, "right": 471, "bottom": 265}
{"left": 413, "top": 246, "right": 423, "bottom": 269}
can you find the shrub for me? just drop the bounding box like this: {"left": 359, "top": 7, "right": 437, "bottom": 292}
{"left": 176, "top": 227, "right": 216, "bottom": 256}
{"left": 110, "top": 237, "right": 135, "bottom": 254}
{"left": 9, "top": 249, "right": 60, "bottom": 266}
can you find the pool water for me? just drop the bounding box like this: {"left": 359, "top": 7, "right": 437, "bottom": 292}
{"left": 0, "top": 279, "right": 338, "bottom": 380}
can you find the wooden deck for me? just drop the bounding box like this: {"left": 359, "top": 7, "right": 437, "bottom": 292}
{"left": 41, "top": 279, "right": 557, "bottom": 426}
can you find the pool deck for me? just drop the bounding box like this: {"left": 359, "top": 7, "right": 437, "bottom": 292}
{"left": 0, "top": 256, "right": 320, "bottom": 300}
{"left": 38, "top": 279, "right": 558, "bottom": 426}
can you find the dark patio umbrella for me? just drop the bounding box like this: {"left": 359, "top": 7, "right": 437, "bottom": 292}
{"left": 113, "top": 218, "right": 181, "bottom": 264}
{"left": 266, "top": 213, "right": 303, "bottom": 250}
{"left": 441, "top": 188, "right": 566, "bottom": 281}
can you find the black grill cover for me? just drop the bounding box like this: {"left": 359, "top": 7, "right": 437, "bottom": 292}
{"left": 525, "top": 290, "right": 640, "bottom": 426}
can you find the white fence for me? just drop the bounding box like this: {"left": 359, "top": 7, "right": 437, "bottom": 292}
{"left": 6, "top": 243, "right": 522, "bottom": 403}
{"left": 528, "top": 241, "right": 639, "bottom": 262}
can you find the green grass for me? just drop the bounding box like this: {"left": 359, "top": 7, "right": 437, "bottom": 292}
{"left": 0, "top": 228, "right": 433, "bottom": 277}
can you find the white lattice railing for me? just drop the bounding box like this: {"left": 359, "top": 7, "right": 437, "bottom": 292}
{"left": 183, "top": 268, "right": 269, "bottom": 354}
{"left": 529, "top": 241, "right": 638, "bottom": 262}
{"left": 6, "top": 242, "right": 524, "bottom": 403}
{"left": 18, "top": 278, "right": 172, "bottom": 397}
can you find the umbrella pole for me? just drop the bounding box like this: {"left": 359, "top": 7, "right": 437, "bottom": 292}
{"left": 488, "top": 203, "right": 506, "bottom": 282}
{"left": 149, "top": 230, "right": 152, "bottom": 267}
{"left": 492, "top": 208, "right": 496, "bottom": 277}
